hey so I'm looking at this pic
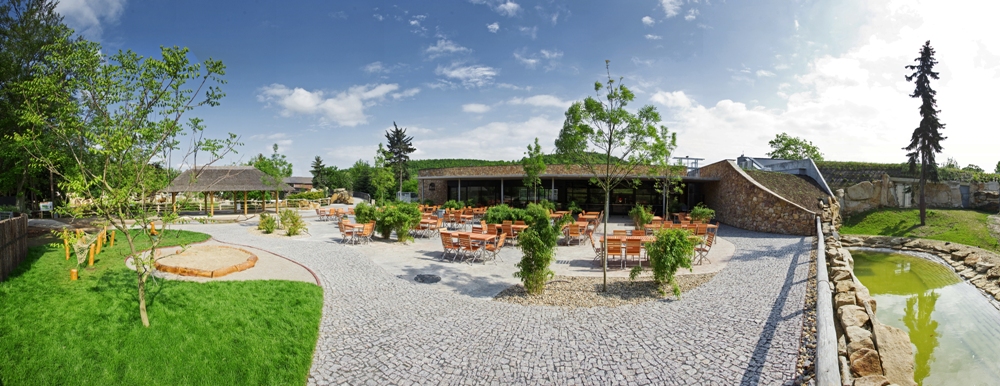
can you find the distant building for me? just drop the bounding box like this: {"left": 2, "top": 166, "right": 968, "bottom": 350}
{"left": 283, "top": 177, "right": 313, "bottom": 192}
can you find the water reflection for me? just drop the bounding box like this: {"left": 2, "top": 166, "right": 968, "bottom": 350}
{"left": 903, "top": 291, "right": 939, "bottom": 386}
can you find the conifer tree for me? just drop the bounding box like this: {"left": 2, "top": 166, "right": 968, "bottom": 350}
{"left": 903, "top": 40, "right": 946, "bottom": 226}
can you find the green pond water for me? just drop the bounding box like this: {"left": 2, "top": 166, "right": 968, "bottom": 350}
{"left": 852, "top": 250, "right": 1000, "bottom": 386}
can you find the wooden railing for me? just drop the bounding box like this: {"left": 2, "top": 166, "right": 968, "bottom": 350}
{"left": 0, "top": 214, "right": 28, "bottom": 282}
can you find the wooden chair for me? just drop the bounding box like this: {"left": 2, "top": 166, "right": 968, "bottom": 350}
{"left": 590, "top": 233, "right": 604, "bottom": 263}
{"left": 566, "top": 224, "right": 584, "bottom": 246}
{"left": 624, "top": 239, "right": 643, "bottom": 268}
{"left": 486, "top": 223, "right": 498, "bottom": 237}
{"left": 439, "top": 231, "right": 459, "bottom": 260}
{"left": 695, "top": 233, "right": 715, "bottom": 265}
{"left": 458, "top": 234, "right": 482, "bottom": 264}
{"left": 483, "top": 233, "right": 506, "bottom": 264}
{"left": 502, "top": 224, "right": 518, "bottom": 246}
{"left": 472, "top": 220, "right": 486, "bottom": 234}
{"left": 613, "top": 229, "right": 628, "bottom": 236}
{"left": 514, "top": 220, "right": 526, "bottom": 226}
{"left": 358, "top": 222, "right": 375, "bottom": 245}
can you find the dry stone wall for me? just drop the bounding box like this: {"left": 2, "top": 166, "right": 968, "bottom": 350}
{"left": 836, "top": 174, "right": 999, "bottom": 216}
{"left": 700, "top": 160, "right": 818, "bottom": 236}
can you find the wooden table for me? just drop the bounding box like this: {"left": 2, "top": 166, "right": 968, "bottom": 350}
{"left": 449, "top": 231, "right": 498, "bottom": 242}
{"left": 601, "top": 235, "right": 655, "bottom": 243}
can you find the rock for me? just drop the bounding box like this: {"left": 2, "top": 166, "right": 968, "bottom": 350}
{"left": 839, "top": 333, "right": 848, "bottom": 356}
{"left": 847, "top": 181, "right": 875, "bottom": 201}
{"left": 971, "top": 276, "right": 988, "bottom": 288}
{"left": 849, "top": 348, "right": 883, "bottom": 377}
{"left": 331, "top": 188, "right": 353, "bottom": 204}
{"left": 840, "top": 355, "right": 854, "bottom": 386}
{"left": 960, "top": 269, "right": 976, "bottom": 279}
{"left": 976, "top": 261, "right": 995, "bottom": 274}
{"left": 848, "top": 337, "right": 876, "bottom": 354}
{"left": 832, "top": 268, "right": 853, "bottom": 282}
{"left": 845, "top": 326, "right": 872, "bottom": 344}
{"left": 988, "top": 266, "right": 1000, "bottom": 280}
{"left": 855, "top": 293, "right": 878, "bottom": 313}
{"left": 951, "top": 250, "right": 971, "bottom": 261}
{"left": 964, "top": 255, "right": 981, "bottom": 266}
{"left": 839, "top": 305, "right": 870, "bottom": 329}
{"left": 872, "top": 323, "right": 917, "bottom": 386}
{"left": 836, "top": 280, "right": 857, "bottom": 293}
{"left": 835, "top": 292, "right": 857, "bottom": 308}
{"left": 842, "top": 236, "right": 862, "bottom": 245}
{"left": 853, "top": 374, "right": 891, "bottom": 386}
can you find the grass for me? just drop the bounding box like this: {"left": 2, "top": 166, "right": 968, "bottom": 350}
{"left": 841, "top": 208, "right": 1000, "bottom": 251}
{"left": 744, "top": 169, "right": 829, "bottom": 210}
{"left": 0, "top": 229, "right": 323, "bottom": 385}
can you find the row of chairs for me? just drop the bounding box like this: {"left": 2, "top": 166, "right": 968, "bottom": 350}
{"left": 339, "top": 221, "right": 374, "bottom": 245}
{"left": 589, "top": 231, "right": 717, "bottom": 268}
{"left": 439, "top": 231, "right": 507, "bottom": 265}
{"left": 411, "top": 217, "right": 444, "bottom": 238}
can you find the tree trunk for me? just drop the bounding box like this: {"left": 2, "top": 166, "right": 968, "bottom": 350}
{"left": 919, "top": 159, "right": 927, "bottom": 226}
{"left": 603, "top": 190, "right": 610, "bottom": 292}
{"left": 137, "top": 269, "right": 150, "bottom": 327}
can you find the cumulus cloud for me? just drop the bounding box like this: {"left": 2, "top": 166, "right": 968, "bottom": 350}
{"left": 364, "top": 62, "right": 386, "bottom": 74}
{"left": 684, "top": 9, "right": 699, "bottom": 21}
{"left": 540, "top": 49, "right": 563, "bottom": 59}
{"left": 507, "top": 95, "right": 572, "bottom": 109}
{"left": 756, "top": 69, "right": 776, "bottom": 77}
{"left": 56, "top": 0, "right": 126, "bottom": 40}
{"left": 426, "top": 39, "right": 471, "bottom": 58}
{"left": 470, "top": 0, "right": 521, "bottom": 17}
{"left": 497, "top": 83, "right": 532, "bottom": 91}
{"left": 462, "top": 103, "right": 492, "bottom": 113}
{"left": 660, "top": 0, "right": 681, "bottom": 18}
{"left": 642, "top": 16, "right": 655, "bottom": 26}
{"left": 434, "top": 63, "right": 497, "bottom": 87}
{"left": 257, "top": 83, "right": 399, "bottom": 127}
{"left": 410, "top": 116, "right": 561, "bottom": 160}
{"left": 487, "top": 22, "right": 500, "bottom": 33}
{"left": 645, "top": 34, "right": 662, "bottom": 40}
{"left": 391, "top": 88, "right": 421, "bottom": 99}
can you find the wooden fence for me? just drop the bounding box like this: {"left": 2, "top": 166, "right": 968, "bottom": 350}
{"left": 0, "top": 214, "right": 28, "bottom": 282}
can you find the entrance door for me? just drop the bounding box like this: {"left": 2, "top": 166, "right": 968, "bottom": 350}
{"left": 960, "top": 185, "right": 970, "bottom": 208}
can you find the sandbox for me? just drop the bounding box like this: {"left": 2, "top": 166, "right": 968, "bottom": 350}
{"left": 154, "top": 245, "right": 258, "bottom": 278}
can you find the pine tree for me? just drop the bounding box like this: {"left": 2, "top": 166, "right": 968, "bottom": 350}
{"left": 310, "top": 156, "right": 326, "bottom": 190}
{"left": 903, "top": 40, "right": 946, "bottom": 226}
{"left": 384, "top": 122, "right": 416, "bottom": 194}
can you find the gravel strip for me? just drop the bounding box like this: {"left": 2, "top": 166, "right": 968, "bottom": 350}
{"left": 495, "top": 273, "right": 718, "bottom": 308}
{"left": 794, "top": 244, "right": 819, "bottom": 385}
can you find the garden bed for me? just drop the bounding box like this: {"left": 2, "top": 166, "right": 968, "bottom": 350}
{"left": 494, "top": 273, "right": 717, "bottom": 307}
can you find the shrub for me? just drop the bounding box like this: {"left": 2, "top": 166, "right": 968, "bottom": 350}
{"left": 374, "top": 202, "right": 421, "bottom": 242}
{"left": 442, "top": 200, "right": 464, "bottom": 210}
{"left": 353, "top": 202, "right": 377, "bottom": 224}
{"left": 422, "top": 199, "right": 435, "bottom": 205}
{"left": 513, "top": 203, "right": 569, "bottom": 294}
{"left": 483, "top": 204, "right": 529, "bottom": 224}
{"left": 645, "top": 228, "right": 696, "bottom": 298}
{"left": 280, "top": 209, "right": 308, "bottom": 236}
{"left": 286, "top": 191, "right": 326, "bottom": 200}
{"left": 567, "top": 201, "right": 583, "bottom": 215}
{"left": 628, "top": 204, "right": 654, "bottom": 229}
{"left": 537, "top": 199, "right": 556, "bottom": 212}
{"left": 258, "top": 213, "right": 277, "bottom": 234}
{"left": 690, "top": 203, "right": 715, "bottom": 223}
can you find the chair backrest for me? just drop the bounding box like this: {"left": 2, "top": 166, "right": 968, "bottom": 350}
{"left": 502, "top": 224, "right": 513, "bottom": 236}
{"left": 568, "top": 224, "right": 581, "bottom": 237}
{"left": 696, "top": 224, "right": 708, "bottom": 235}
{"left": 363, "top": 222, "right": 375, "bottom": 236}
{"left": 440, "top": 231, "right": 454, "bottom": 248}
{"left": 502, "top": 220, "right": 512, "bottom": 225}
{"left": 589, "top": 233, "right": 600, "bottom": 253}
{"left": 487, "top": 223, "right": 498, "bottom": 235}
{"left": 704, "top": 232, "right": 715, "bottom": 247}
{"left": 479, "top": 220, "right": 486, "bottom": 229}
{"left": 514, "top": 220, "right": 525, "bottom": 226}
{"left": 606, "top": 239, "right": 623, "bottom": 252}
{"left": 613, "top": 230, "right": 627, "bottom": 236}
{"left": 625, "top": 239, "right": 642, "bottom": 252}
{"left": 338, "top": 221, "right": 345, "bottom": 233}
{"left": 458, "top": 234, "right": 474, "bottom": 249}
{"left": 496, "top": 233, "right": 507, "bottom": 249}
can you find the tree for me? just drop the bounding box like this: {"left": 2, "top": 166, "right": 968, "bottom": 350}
{"left": 904, "top": 40, "right": 946, "bottom": 226}
{"left": 384, "top": 122, "right": 415, "bottom": 194}
{"left": 250, "top": 144, "right": 293, "bottom": 209}
{"left": 371, "top": 144, "right": 395, "bottom": 202}
{"left": 995, "top": 161, "right": 1000, "bottom": 174}
{"left": 322, "top": 165, "right": 352, "bottom": 190}
{"left": 348, "top": 159, "right": 373, "bottom": 194}
{"left": 309, "top": 156, "right": 327, "bottom": 190}
{"left": 14, "top": 37, "right": 237, "bottom": 327}
{"left": 555, "top": 61, "right": 675, "bottom": 291}
{"left": 942, "top": 157, "right": 959, "bottom": 169}
{"left": 522, "top": 138, "right": 546, "bottom": 202}
{"left": 962, "top": 164, "right": 983, "bottom": 173}
{"left": 766, "top": 132, "right": 824, "bottom": 161}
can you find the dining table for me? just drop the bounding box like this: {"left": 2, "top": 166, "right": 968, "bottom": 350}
{"left": 449, "top": 231, "right": 498, "bottom": 243}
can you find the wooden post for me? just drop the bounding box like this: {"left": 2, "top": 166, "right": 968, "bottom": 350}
{"left": 87, "top": 244, "right": 94, "bottom": 267}
{"left": 243, "top": 191, "right": 248, "bottom": 216}
{"left": 263, "top": 191, "right": 267, "bottom": 212}
{"left": 110, "top": 230, "right": 115, "bottom": 247}
{"left": 171, "top": 192, "right": 177, "bottom": 213}
{"left": 70, "top": 269, "right": 78, "bottom": 281}
{"left": 64, "top": 238, "right": 70, "bottom": 260}
{"left": 209, "top": 191, "right": 214, "bottom": 216}
{"left": 149, "top": 221, "right": 157, "bottom": 236}
{"left": 96, "top": 230, "right": 103, "bottom": 254}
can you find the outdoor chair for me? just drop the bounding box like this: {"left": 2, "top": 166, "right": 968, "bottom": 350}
{"left": 358, "top": 222, "right": 375, "bottom": 245}
{"left": 486, "top": 223, "right": 498, "bottom": 237}
{"left": 605, "top": 239, "right": 624, "bottom": 267}
{"left": 695, "top": 233, "right": 715, "bottom": 265}
{"left": 502, "top": 224, "right": 518, "bottom": 247}
{"left": 514, "top": 220, "right": 526, "bottom": 226}
{"left": 339, "top": 221, "right": 357, "bottom": 244}
{"left": 472, "top": 220, "right": 486, "bottom": 234}
{"left": 566, "top": 224, "right": 584, "bottom": 246}
{"left": 482, "top": 233, "right": 507, "bottom": 264}
{"left": 613, "top": 229, "right": 628, "bottom": 236}
{"left": 439, "top": 231, "right": 459, "bottom": 260}
{"left": 428, "top": 217, "right": 443, "bottom": 238}
{"left": 590, "top": 233, "right": 604, "bottom": 263}
{"left": 458, "top": 234, "right": 482, "bottom": 264}
{"left": 624, "top": 239, "right": 643, "bottom": 268}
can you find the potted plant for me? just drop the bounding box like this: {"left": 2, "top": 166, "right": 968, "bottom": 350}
{"left": 628, "top": 204, "right": 654, "bottom": 229}
{"left": 690, "top": 203, "right": 715, "bottom": 223}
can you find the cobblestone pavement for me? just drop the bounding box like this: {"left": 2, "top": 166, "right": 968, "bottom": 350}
{"left": 176, "top": 221, "right": 811, "bottom": 385}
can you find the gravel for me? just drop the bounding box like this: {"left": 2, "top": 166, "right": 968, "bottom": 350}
{"left": 794, "top": 244, "right": 819, "bottom": 385}
{"left": 172, "top": 218, "right": 812, "bottom": 385}
{"left": 495, "top": 273, "right": 718, "bottom": 308}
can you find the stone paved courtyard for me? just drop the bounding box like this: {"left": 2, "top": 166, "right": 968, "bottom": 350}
{"left": 175, "top": 216, "right": 811, "bottom": 385}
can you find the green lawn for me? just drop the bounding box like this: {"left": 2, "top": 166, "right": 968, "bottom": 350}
{"left": 0, "top": 229, "right": 323, "bottom": 385}
{"left": 841, "top": 208, "right": 1000, "bottom": 251}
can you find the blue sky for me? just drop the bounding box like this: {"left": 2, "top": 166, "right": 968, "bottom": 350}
{"left": 57, "top": 0, "right": 999, "bottom": 176}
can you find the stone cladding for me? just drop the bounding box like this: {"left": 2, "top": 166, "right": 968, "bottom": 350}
{"left": 700, "top": 160, "right": 818, "bottom": 236}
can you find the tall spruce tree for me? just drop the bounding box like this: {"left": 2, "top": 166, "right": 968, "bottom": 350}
{"left": 384, "top": 122, "right": 415, "bottom": 194}
{"left": 310, "top": 156, "right": 327, "bottom": 190}
{"left": 903, "top": 40, "right": 946, "bottom": 226}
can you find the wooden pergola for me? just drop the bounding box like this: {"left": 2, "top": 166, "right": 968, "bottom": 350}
{"left": 163, "top": 166, "right": 294, "bottom": 216}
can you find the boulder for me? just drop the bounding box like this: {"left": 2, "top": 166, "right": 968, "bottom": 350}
{"left": 872, "top": 323, "right": 917, "bottom": 386}
{"left": 853, "top": 374, "right": 891, "bottom": 386}
{"left": 849, "top": 348, "right": 883, "bottom": 377}
{"left": 988, "top": 266, "right": 1000, "bottom": 280}
{"left": 976, "top": 261, "right": 996, "bottom": 274}
{"left": 848, "top": 337, "right": 876, "bottom": 354}
{"left": 847, "top": 181, "right": 875, "bottom": 201}
{"left": 836, "top": 280, "right": 857, "bottom": 293}
{"left": 832, "top": 268, "right": 853, "bottom": 282}
{"left": 839, "top": 305, "right": 870, "bottom": 329}
{"left": 855, "top": 292, "right": 878, "bottom": 313}
{"left": 835, "top": 292, "right": 857, "bottom": 308}
{"left": 331, "top": 189, "right": 353, "bottom": 204}
{"left": 839, "top": 334, "right": 848, "bottom": 356}
{"left": 951, "top": 250, "right": 971, "bottom": 261}
{"left": 845, "top": 325, "right": 872, "bottom": 344}
{"left": 964, "top": 255, "right": 981, "bottom": 266}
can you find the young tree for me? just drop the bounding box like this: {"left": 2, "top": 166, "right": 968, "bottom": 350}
{"left": 555, "top": 61, "right": 675, "bottom": 291}
{"left": 250, "top": 144, "right": 293, "bottom": 209}
{"left": 371, "top": 143, "right": 396, "bottom": 202}
{"left": 309, "top": 156, "right": 327, "bottom": 191}
{"left": 348, "top": 159, "right": 373, "bottom": 194}
{"left": 904, "top": 40, "right": 946, "bottom": 226}
{"left": 522, "top": 137, "right": 546, "bottom": 203}
{"left": 14, "top": 37, "right": 238, "bottom": 327}
{"left": 766, "top": 132, "right": 824, "bottom": 161}
{"left": 994, "top": 161, "right": 1000, "bottom": 174}
{"left": 384, "top": 122, "right": 415, "bottom": 194}
{"left": 962, "top": 164, "right": 983, "bottom": 173}
{"left": 323, "top": 165, "right": 352, "bottom": 190}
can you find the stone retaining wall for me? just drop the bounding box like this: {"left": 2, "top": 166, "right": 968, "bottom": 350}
{"left": 700, "top": 160, "right": 817, "bottom": 236}
{"left": 836, "top": 174, "right": 1000, "bottom": 216}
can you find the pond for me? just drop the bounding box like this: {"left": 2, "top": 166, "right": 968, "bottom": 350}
{"left": 852, "top": 250, "right": 1000, "bottom": 386}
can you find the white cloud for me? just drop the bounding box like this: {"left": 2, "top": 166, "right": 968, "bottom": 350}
{"left": 487, "top": 22, "right": 500, "bottom": 33}
{"left": 519, "top": 26, "right": 538, "bottom": 39}
{"left": 642, "top": 16, "right": 655, "bottom": 26}
{"left": 645, "top": 34, "right": 663, "bottom": 40}
{"left": 540, "top": 49, "right": 563, "bottom": 59}
{"left": 684, "top": 9, "right": 699, "bottom": 21}
{"left": 495, "top": 1, "right": 521, "bottom": 17}
{"left": 756, "top": 69, "right": 776, "bottom": 77}
{"left": 632, "top": 57, "right": 654, "bottom": 67}
{"left": 373, "top": 14, "right": 384, "bottom": 21}
{"left": 257, "top": 83, "right": 399, "bottom": 127}
{"left": 391, "top": 88, "right": 421, "bottom": 100}
{"left": 507, "top": 95, "right": 572, "bottom": 109}
{"left": 794, "top": 19, "right": 800, "bottom": 31}
{"left": 56, "top": 0, "right": 126, "bottom": 40}
{"left": 650, "top": 90, "right": 694, "bottom": 109}
{"left": 410, "top": 116, "right": 561, "bottom": 160}
{"left": 497, "top": 83, "right": 533, "bottom": 91}
{"left": 434, "top": 63, "right": 497, "bottom": 87}
{"left": 426, "top": 39, "right": 471, "bottom": 58}
{"left": 513, "top": 53, "right": 539, "bottom": 68}
{"left": 364, "top": 61, "right": 385, "bottom": 74}
{"left": 462, "top": 103, "right": 492, "bottom": 113}
{"left": 660, "top": 0, "right": 682, "bottom": 18}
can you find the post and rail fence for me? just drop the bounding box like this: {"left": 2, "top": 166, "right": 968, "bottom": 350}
{"left": 0, "top": 214, "right": 29, "bottom": 283}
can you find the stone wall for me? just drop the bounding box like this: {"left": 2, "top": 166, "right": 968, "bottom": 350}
{"left": 837, "top": 174, "right": 1000, "bottom": 216}
{"left": 700, "top": 160, "right": 817, "bottom": 236}
{"left": 419, "top": 179, "right": 448, "bottom": 204}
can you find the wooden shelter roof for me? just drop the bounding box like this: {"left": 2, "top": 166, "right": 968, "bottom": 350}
{"left": 164, "top": 166, "right": 293, "bottom": 193}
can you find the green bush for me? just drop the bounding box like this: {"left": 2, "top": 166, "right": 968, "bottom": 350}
{"left": 690, "top": 203, "right": 715, "bottom": 223}
{"left": 628, "top": 204, "right": 654, "bottom": 229}
{"left": 537, "top": 199, "right": 556, "bottom": 212}
{"left": 483, "top": 204, "right": 529, "bottom": 224}
{"left": 567, "top": 201, "right": 583, "bottom": 215}
{"left": 374, "top": 202, "right": 421, "bottom": 242}
{"left": 286, "top": 191, "right": 326, "bottom": 200}
{"left": 258, "top": 213, "right": 277, "bottom": 234}
{"left": 279, "top": 209, "right": 308, "bottom": 236}
{"left": 353, "top": 202, "right": 377, "bottom": 224}
{"left": 645, "top": 228, "right": 696, "bottom": 297}
{"left": 422, "top": 199, "right": 435, "bottom": 205}
{"left": 514, "top": 203, "right": 569, "bottom": 294}
{"left": 442, "top": 200, "right": 464, "bottom": 210}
